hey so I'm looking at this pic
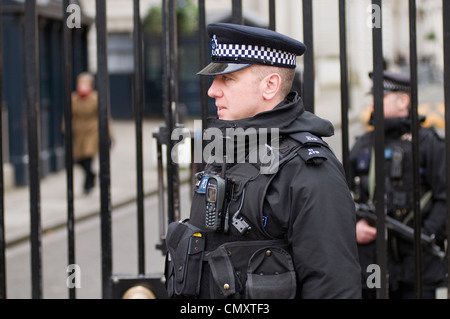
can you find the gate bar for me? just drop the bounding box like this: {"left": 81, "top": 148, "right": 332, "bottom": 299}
{"left": 268, "top": 0, "right": 275, "bottom": 31}
{"left": 338, "top": 0, "right": 350, "bottom": 183}
{"left": 231, "top": 0, "right": 243, "bottom": 25}
{"left": 96, "top": 0, "right": 113, "bottom": 299}
{"left": 25, "top": 0, "right": 42, "bottom": 299}
{"left": 371, "top": 0, "right": 388, "bottom": 299}
{"left": 0, "top": 0, "right": 6, "bottom": 300}
{"left": 198, "top": 0, "right": 208, "bottom": 171}
{"left": 198, "top": 0, "right": 208, "bottom": 137}
{"left": 443, "top": 0, "right": 450, "bottom": 299}
{"left": 155, "top": 139, "right": 166, "bottom": 248}
{"left": 161, "top": 0, "right": 180, "bottom": 224}
{"left": 62, "top": 0, "right": 76, "bottom": 300}
{"left": 408, "top": 0, "right": 422, "bottom": 299}
{"left": 302, "top": 0, "right": 314, "bottom": 113}
{"left": 133, "top": 0, "right": 146, "bottom": 276}
{"left": 169, "top": 0, "right": 180, "bottom": 221}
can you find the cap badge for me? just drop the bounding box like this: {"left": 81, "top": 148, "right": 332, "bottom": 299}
{"left": 211, "top": 35, "right": 218, "bottom": 54}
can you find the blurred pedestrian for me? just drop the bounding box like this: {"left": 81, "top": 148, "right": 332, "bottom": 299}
{"left": 63, "top": 72, "right": 113, "bottom": 195}
{"left": 72, "top": 72, "right": 98, "bottom": 194}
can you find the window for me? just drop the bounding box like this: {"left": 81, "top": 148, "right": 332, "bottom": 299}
{"left": 108, "top": 33, "right": 134, "bottom": 73}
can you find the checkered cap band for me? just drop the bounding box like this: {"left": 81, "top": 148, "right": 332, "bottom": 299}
{"left": 211, "top": 36, "right": 297, "bottom": 67}
{"left": 383, "top": 79, "right": 410, "bottom": 92}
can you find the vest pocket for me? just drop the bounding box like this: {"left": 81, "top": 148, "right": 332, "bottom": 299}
{"left": 165, "top": 221, "right": 205, "bottom": 298}
{"left": 206, "top": 240, "right": 294, "bottom": 299}
{"left": 245, "top": 246, "right": 296, "bottom": 299}
{"left": 206, "top": 245, "right": 239, "bottom": 299}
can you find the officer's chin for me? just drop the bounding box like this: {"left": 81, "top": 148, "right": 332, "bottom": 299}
{"left": 217, "top": 107, "right": 229, "bottom": 120}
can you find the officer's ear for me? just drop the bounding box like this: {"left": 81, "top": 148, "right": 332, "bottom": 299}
{"left": 262, "top": 72, "right": 282, "bottom": 101}
{"left": 397, "top": 92, "right": 411, "bottom": 112}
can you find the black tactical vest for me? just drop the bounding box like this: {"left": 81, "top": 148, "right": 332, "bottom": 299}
{"left": 165, "top": 133, "right": 330, "bottom": 299}
{"left": 353, "top": 130, "right": 431, "bottom": 225}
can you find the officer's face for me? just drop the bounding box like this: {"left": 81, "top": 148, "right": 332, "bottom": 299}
{"left": 371, "top": 91, "right": 410, "bottom": 119}
{"left": 208, "top": 66, "right": 265, "bottom": 120}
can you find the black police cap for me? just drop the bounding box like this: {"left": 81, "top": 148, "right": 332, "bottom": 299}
{"left": 197, "top": 23, "right": 307, "bottom": 76}
{"left": 369, "top": 70, "right": 411, "bottom": 94}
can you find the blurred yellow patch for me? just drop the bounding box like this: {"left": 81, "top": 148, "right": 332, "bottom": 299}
{"left": 360, "top": 102, "right": 445, "bottom": 131}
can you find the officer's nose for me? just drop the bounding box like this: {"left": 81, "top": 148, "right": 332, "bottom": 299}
{"left": 208, "top": 77, "right": 222, "bottom": 99}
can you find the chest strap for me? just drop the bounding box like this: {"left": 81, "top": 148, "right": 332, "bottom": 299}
{"left": 367, "top": 148, "right": 432, "bottom": 224}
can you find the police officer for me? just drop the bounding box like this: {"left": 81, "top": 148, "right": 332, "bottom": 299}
{"left": 349, "top": 70, "right": 447, "bottom": 298}
{"left": 165, "top": 23, "right": 361, "bottom": 299}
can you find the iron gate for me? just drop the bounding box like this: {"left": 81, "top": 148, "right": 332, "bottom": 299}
{"left": 0, "top": 0, "right": 449, "bottom": 299}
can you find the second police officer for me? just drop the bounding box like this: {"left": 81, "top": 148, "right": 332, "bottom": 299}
{"left": 349, "top": 70, "right": 447, "bottom": 298}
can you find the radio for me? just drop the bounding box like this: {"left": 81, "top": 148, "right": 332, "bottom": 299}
{"left": 205, "top": 175, "right": 228, "bottom": 231}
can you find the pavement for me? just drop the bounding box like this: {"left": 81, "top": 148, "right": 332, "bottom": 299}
{"left": 4, "top": 118, "right": 185, "bottom": 247}
{"left": 2, "top": 83, "right": 444, "bottom": 248}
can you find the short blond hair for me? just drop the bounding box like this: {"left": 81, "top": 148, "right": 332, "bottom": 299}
{"left": 251, "top": 65, "right": 295, "bottom": 98}
{"left": 77, "top": 72, "right": 94, "bottom": 85}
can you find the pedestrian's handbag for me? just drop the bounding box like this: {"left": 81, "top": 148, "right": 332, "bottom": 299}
{"left": 165, "top": 220, "right": 205, "bottom": 298}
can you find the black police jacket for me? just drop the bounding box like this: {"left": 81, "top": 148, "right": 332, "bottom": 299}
{"left": 349, "top": 116, "right": 447, "bottom": 291}
{"left": 188, "top": 92, "right": 362, "bottom": 299}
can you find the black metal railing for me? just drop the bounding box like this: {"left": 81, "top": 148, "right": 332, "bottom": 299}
{"left": 62, "top": 0, "right": 75, "bottom": 300}
{"left": 0, "top": 0, "right": 5, "bottom": 301}
{"left": 24, "top": 0, "right": 42, "bottom": 299}
{"left": 371, "top": 0, "right": 388, "bottom": 299}
{"left": 443, "top": 0, "right": 450, "bottom": 299}
{"left": 0, "top": 0, "right": 449, "bottom": 299}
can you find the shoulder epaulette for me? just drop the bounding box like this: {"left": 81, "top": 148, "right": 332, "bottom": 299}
{"left": 289, "top": 132, "right": 329, "bottom": 165}
{"left": 419, "top": 125, "right": 445, "bottom": 142}
{"left": 430, "top": 126, "right": 445, "bottom": 141}
{"left": 290, "top": 132, "right": 328, "bottom": 147}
